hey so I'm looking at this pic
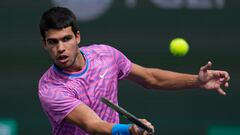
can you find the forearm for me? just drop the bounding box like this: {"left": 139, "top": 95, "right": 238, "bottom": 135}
{"left": 86, "top": 121, "right": 113, "bottom": 135}
{"left": 65, "top": 104, "right": 114, "bottom": 135}
{"left": 146, "top": 68, "right": 200, "bottom": 90}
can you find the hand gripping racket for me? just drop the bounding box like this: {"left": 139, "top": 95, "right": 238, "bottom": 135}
{"left": 101, "top": 97, "right": 154, "bottom": 133}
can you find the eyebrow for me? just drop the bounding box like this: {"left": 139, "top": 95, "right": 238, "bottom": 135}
{"left": 46, "top": 35, "right": 74, "bottom": 41}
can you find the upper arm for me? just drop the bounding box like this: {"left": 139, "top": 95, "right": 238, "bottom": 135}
{"left": 39, "top": 86, "right": 112, "bottom": 134}
{"left": 126, "top": 63, "right": 154, "bottom": 88}
{"left": 65, "top": 103, "right": 113, "bottom": 134}
{"left": 126, "top": 63, "right": 199, "bottom": 90}
{"left": 39, "top": 86, "right": 82, "bottom": 124}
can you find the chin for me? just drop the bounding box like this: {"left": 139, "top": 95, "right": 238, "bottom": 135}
{"left": 60, "top": 64, "right": 71, "bottom": 69}
{"left": 60, "top": 61, "right": 75, "bottom": 70}
{"left": 55, "top": 62, "right": 67, "bottom": 69}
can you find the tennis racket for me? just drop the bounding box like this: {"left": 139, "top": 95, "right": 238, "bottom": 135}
{"left": 101, "top": 97, "right": 154, "bottom": 133}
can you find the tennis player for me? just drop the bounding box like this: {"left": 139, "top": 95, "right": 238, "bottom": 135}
{"left": 38, "top": 7, "right": 230, "bottom": 135}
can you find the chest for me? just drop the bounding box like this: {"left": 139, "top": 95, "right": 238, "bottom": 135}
{"left": 69, "top": 57, "right": 119, "bottom": 107}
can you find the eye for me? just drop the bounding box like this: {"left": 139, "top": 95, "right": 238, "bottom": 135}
{"left": 62, "top": 36, "right": 72, "bottom": 42}
{"left": 47, "top": 39, "right": 58, "bottom": 45}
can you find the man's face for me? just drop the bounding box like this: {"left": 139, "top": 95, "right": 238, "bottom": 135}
{"left": 43, "top": 26, "right": 80, "bottom": 69}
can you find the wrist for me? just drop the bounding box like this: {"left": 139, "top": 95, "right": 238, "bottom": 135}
{"left": 196, "top": 75, "right": 204, "bottom": 88}
{"left": 112, "top": 124, "right": 132, "bottom": 135}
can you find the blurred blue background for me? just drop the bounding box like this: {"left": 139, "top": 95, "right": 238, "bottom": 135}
{"left": 0, "top": 0, "right": 239, "bottom": 135}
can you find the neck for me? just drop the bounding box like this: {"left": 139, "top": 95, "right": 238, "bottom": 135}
{"left": 64, "top": 52, "right": 85, "bottom": 72}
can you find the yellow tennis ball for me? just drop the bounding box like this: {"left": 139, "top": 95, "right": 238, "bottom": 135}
{"left": 169, "top": 38, "right": 189, "bottom": 57}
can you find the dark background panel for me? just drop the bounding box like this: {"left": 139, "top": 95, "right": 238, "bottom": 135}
{"left": 0, "top": 0, "right": 239, "bottom": 135}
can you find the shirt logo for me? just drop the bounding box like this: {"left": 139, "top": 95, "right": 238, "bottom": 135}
{"left": 100, "top": 70, "right": 108, "bottom": 78}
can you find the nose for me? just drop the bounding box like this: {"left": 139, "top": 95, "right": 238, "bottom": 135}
{"left": 57, "top": 42, "right": 65, "bottom": 53}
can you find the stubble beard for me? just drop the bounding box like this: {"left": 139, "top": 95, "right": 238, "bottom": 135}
{"left": 62, "top": 52, "right": 78, "bottom": 70}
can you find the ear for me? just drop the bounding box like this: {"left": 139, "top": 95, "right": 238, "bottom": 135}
{"left": 42, "top": 39, "right": 47, "bottom": 50}
{"left": 76, "top": 31, "right": 81, "bottom": 44}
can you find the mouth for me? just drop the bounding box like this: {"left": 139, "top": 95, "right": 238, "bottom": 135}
{"left": 57, "top": 55, "right": 69, "bottom": 64}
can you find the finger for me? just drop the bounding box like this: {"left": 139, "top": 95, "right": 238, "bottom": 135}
{"left": 219, "top": 71, "right": 230, "bottom": 78}
{"left": 147, "top": 125, "right": 155, "bottom": 135}
{"left": 220, "top": 72, "right": 230, "bottom": 81}
{"left": 219, "top": 78, "right": 225, "bottom": 82}
{"left": 224, "top": 82, "right": 229, "bottom": 87}
{"left": 144, "top": 122, "right": 154, "bottom": 134}
{"left": 219, "top": 77, "right": 229, "bottom": 83}
{"left": 212, "top": 71, "right": 229, "bottom": 80}
{"left": 213, "top": 73, "right": 230, "bottom": 87}
{"left": 139, "top": 119, "right": 154, "bottom": 133}
{"left": 143, "top": 130, "right": 153, "bottom": 135}
{"left": 217, "top": 87, "right": 226, "bottom": 95}
{"left": 200, "top": 61, "right": 212, "bottom": 71}
{"left": 138, "top": 119, "right": 154, "bottom": 135}
{"left": 143, "top": 124, "right": 154, "bottom": 135}
{"left": 219, "top": 80, "right": 229, "bottom": 88}
{"left": 130, "top": 124, "right": 140, "bottom": 135}
{"left": 143, "top": 130, "right": 148, "bottom": 135}
{"left": 139, "top": 119, "right": 148, "bottom": 123}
